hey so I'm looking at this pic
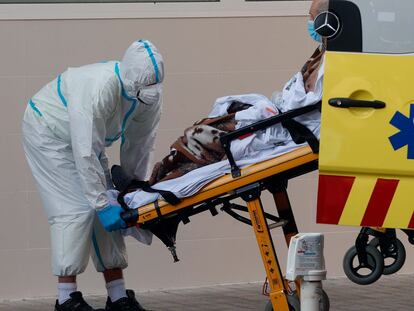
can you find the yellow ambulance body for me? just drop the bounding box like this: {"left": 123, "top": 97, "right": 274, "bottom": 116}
{"left": 317, "top": 0, "right": 414, "bottom": 230}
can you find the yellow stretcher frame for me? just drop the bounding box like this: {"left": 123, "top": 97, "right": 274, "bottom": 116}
{"left": 124, "top": 145, "right": 319, "bottom": 311}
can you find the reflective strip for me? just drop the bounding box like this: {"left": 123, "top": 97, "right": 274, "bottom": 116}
{"left": 92, "top": 229, "right": 107, "bottom": 271}
{"left": 105, "top": 133, "right": 122, "bottom": 145}
{"left": 29, "top": 100, "right": 43, "bottom": 117}
{"left": 138, "top": 39, "right": 160, "bottom": 83}
{"left": 57, "top": 75, "right": 68, "bottom": 108}
{"left": 120, "top": 99, "right": 138, "bottom": 146}
{"left": 360, "top": 179, "right": 399, "bottom": 227}
{"left": 114, "top": 62, "right": 139, "bottom": 146}
{"left": 115, "top": 62, "right": 137, "bottom": 102}
{"left": 316, "top": 175, "right": 355, "bottom": 225}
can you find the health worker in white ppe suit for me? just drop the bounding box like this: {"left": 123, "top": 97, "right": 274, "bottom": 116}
{"left": 22, "top": 40, "right": 163, "bottom": 311}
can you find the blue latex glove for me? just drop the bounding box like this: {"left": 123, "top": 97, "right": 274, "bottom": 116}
{"left": 97, "top": 204, "right": 127, "bottom": 232}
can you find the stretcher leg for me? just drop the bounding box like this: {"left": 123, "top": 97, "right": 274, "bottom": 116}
{"left": 267, "top": 182, "right": 303, "bottom": 298}
{"left": 243, "top": 190, "right": 290, "bottom": 311}
{"left": 266, "top": 181, "right": 298, "bottom": 247}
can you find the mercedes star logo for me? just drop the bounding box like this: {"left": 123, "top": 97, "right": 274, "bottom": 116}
{"left": 314, "top": 11, "right": 341, "bottom": 39}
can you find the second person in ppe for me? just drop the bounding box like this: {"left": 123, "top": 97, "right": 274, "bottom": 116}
{"left": 22, "top": 40, "right": 163, "bottom": 311}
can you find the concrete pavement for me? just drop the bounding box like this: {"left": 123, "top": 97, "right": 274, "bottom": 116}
{"left": 0, "top": 274, "right": 413, "bottom": 310}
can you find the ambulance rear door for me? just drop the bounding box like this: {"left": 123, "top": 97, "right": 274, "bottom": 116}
{"left": 317, "top": 0, "right": 414, "bottom": 229}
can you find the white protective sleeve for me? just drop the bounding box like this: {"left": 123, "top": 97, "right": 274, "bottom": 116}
{"left": 120, "top": 98, "right": 162, "bottom": 181}
{"left": 67, "top": 77, "right": 119, "bottom": 210}
{"left": 99, "top": 151, "right": 114, "bottom": 190}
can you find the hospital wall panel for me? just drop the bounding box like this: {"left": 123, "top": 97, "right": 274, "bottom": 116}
{"left": 0, "top": 134, "right": 29, "bottom": 193}
{"left": 0, "top": 21, "right": 26, "bottom": 77}
{"left": 25, "top": 249, "right": 60, "bottom": 298}
{"left": 160, "top": 73, "right": 224, "bottom": 130}
{"left": 0, "top": 192, "right": 29, "bottom": 251}
{"left": 217, "top": 17, "right": 315, "bottom": 72}
{"left": 170, "top": 199, "right": 260, "bottom": 241}
{"left": 122, "top": 237, "right": 267, "bottom": 290}
{"left": 24, "top": 75, "right": 56, "bottom": 101}
{"left": 24, "top": 21, "right": 70, "bottom": 77}
{"left": 0, "top": 249, "right": 30, "bottom": 299}
{"left": 217, "top": 70, "right": 295, "bottom": 99}
{"left": 0, "top": 77, "right": 28, "bottom": 135}
{"left": 145, "top": 19, "right": 222, "bottom": 75}
{"left": 0, "top": 14, "right": 413, "bottom": 301}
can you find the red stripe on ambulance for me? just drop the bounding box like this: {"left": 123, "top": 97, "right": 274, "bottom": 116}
{"left": 317, "top": 175, "right": 355, "bottom": 225}
{"left": 360, "top": 179, "right": 399, "bottom": 227}
{"left": 408, "top": 212, "right": 414, "bottom": 229}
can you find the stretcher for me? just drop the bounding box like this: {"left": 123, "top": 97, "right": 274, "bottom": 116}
{"left": 115, "top": 102, "right": 329, "bottom": 311}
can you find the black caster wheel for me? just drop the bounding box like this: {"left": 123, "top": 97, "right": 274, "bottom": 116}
{"left": 369, "top": 237, "right": 406, "bottom": 275}
{"left": 343, "top": 245, "right": 384, "bottom": 285}
{"left": 265, "top": 294, "right": 300, "bottom": 311}
{"left": 318, "top": 288, "right": 330, "bottom": 311}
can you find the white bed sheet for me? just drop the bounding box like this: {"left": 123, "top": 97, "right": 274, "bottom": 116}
{"left": 108, "top": 141, "right": 305, "bottom": 244}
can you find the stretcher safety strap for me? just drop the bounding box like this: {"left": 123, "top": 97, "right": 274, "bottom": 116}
{"left": 154, "top": 200, "right": 162, "bottom": 219}
{"left": 282, "top": 118, "right": 319, "bottom": 153}
{"left": 116, "top": 179, "right": 181, "bottom": 218}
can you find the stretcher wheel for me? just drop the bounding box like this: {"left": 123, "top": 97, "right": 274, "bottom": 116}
{"left": 369, "top": 237, "right": 406, "bottom": 275}
{"left": 318, "top": 288, "right": 330, "bottom": 311}
{"left": 264, "top": 294, "right": 300, "bottom": 311}
{"left": 343, "top": 245, "right": 384, "bottom": 285}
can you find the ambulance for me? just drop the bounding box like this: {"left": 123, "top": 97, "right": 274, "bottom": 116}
{"left": 316, "top": 0, "right": 414, "bottom": 285}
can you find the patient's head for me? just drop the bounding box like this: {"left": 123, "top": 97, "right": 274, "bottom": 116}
{"left": 309, "top": 0, "right": 329, "bottom": 20}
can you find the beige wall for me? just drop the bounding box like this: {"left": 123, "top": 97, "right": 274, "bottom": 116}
{"left": 1, "top": 16, "right": 413, "bottom": 300}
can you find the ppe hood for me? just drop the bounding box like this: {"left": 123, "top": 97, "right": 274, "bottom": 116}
{"left": 119, "top": 40, "right": 164, "bottom": 99}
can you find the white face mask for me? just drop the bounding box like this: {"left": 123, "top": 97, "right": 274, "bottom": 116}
{"left": 137, "top": 84, "right": 162, "bottom": 105}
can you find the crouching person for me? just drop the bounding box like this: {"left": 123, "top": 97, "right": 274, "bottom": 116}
{"left": 22, "top": 40, "right": 163, "bottom": 311}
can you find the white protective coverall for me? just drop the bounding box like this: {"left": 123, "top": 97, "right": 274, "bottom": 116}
{"left": 22, "top": 40, "right": 164, "bottom": 276}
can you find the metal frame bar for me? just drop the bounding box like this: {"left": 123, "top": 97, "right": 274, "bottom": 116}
{"left": 220, "top": 101, "right": 321, "bottom": 178}
{"left": 242, "top": 186, "right": 291, "bottom": 311}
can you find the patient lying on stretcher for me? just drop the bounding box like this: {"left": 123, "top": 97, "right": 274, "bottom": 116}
{"left": 148, "top": 101, "right": 252, "bottom": 185}
{"left": 109, "top": 47, "right": 325, "bottom": 243}
{"left": 148, "top": 47, "right": 325, "bottom": 186}
{"left": 111, "top": 50, "right": 323, "bottom": 212}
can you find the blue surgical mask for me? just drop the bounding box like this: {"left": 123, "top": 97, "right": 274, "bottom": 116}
{"left": 307, "top": 20, "right": 322, "bottom": 43}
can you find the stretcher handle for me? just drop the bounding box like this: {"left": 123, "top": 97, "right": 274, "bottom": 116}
{"left": 220, "top": 101, "right": 321, "bottom": 178}
{"left": 329, "top": 98, "right": 386, "bottom": 109}
{"left": 121, "top": 209, "right": 139, "bottom": 227}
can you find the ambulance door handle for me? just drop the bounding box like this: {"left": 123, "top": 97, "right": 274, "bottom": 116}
{"left": 329, "top": 98, "right": 386, "bottom": 109}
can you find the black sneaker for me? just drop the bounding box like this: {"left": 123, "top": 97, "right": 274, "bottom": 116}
{"left": 55, "top": 291, "right": 103, "bottom": 311}
{"left": 105, "top": 289, "right": 151, "bottom": 311}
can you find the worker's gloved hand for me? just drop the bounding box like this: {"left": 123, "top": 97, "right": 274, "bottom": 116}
{"left": 97, "top": 204, "right": 127, "bottom": 232}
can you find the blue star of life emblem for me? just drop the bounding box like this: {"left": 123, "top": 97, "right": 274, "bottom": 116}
{"left": 389, "top": 104, "right": 414, "bottom": 159}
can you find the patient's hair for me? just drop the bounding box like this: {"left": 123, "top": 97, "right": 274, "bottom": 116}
{"left": 316, "top": 0, "right": 329, "bottom": 14}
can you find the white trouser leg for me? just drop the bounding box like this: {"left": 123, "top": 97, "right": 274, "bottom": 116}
{"left": 91, "top": 213, "right": 127, "bottom": 273}
{"left": 22, "top": 109, "right": 103, "bottom": 276}
{"left": 49, "top": 211, "right": 95, "bottom": 276}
